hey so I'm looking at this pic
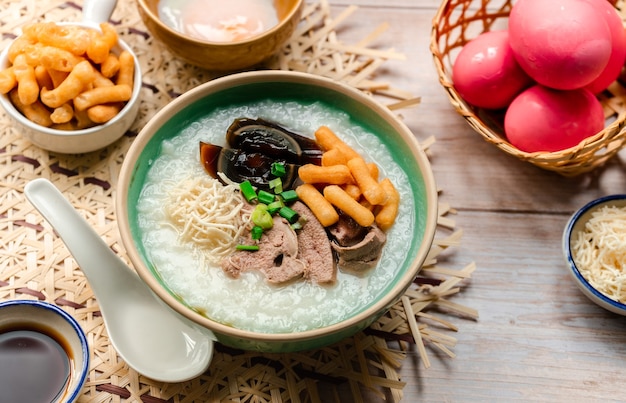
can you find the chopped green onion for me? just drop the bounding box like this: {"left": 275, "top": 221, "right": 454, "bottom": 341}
{"left": 280, "top": 189, "right": 299, "bottom": 204}
{"left": 251, "top": 204, "right": 273, "bottom": 229}
{"left": 239, "top": 180, "right": 257, "bottom": 203}
{"left": 268, "top": 177, "right": 283, "bottom": 194}
{"left": 279, "top": 206, "right": 300, "bottom": 224}
{"left": 236, "top": 244, "right": 260, "bottom": 251}
{"left": 257, "top": 189, "right": 275, "bottom": 205}
{"left": 267, "top": 199, "right": 284, "bottom": 215}
{"left": 271, "top": 162, "right": 287, "bottom": 177}
{"left": 290, "top": 216, "right": 307, "bottom": 230}
{"left": 251, "top": 225, "right": 264, "bottom": 240}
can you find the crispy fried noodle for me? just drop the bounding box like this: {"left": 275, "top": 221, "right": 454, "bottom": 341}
{"left": 573, "top": 205, "right": 626, "bottom": 303}
{"left": 166, "top": 175, "right": 251, "bottom": 264}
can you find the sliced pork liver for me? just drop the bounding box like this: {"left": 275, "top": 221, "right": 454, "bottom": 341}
{"left": 221, "top": 217, "right": 307, "bottom": 284}
{"left": 221, "top": 202, "right": 335, "bottom": 284}
{"left": 329, "top": 215, "right": 387, "bottom": 272}
{"left": 291, "top": 201, "right": 336, "bottom": 283}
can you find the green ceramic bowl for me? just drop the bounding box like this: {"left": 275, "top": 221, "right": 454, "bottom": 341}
{"left": 116, "top": 71, "right": 437, "bottom": 352}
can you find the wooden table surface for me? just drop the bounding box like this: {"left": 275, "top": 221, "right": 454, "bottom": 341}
{"left": 344, "top": 0, "right": 626, "bottom": 401}
{"left": 2, "top": 1, "right": 624, "bottom": 401}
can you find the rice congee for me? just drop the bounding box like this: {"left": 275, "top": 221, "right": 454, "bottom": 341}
{"left": 136, "top": 99, "right": 415, "bottom": 333}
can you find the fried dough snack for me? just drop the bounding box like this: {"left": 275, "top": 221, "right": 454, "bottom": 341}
{"left": 1, "top": 21, "right": 134, "bottom": 129}
{"left": 296, "top": 126, "right": 400, "bottom": 230}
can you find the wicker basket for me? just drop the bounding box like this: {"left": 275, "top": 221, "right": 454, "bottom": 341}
{"left": 430, "top": 0, "right": 626, "bottom": 176}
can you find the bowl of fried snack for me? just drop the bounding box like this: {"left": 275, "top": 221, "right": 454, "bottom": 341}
{"left": 0, "top": 16, "right": 141, "bottom": 154}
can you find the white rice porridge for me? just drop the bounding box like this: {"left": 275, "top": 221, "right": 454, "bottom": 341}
{"left": 137, "top": 99, "right": 415, "bottom": 333}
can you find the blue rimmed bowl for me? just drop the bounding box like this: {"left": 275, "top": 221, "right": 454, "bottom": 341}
{"left": 0, "top": 299, "right": 89, "bottom": 402}
{"left": 116, "top": 70, "right": 438, "bottom": 352}
{"left": 563, "top": 194, "right": 626, "bottom": 315}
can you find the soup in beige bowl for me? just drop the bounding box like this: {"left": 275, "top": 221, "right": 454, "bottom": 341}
{"left": 137, "top": 0, "right": 303, "bottom": 71}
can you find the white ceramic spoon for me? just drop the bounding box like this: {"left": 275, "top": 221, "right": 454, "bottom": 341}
{"left": 24, "top": 178, "right": 215, "bottom": 383}
{"left": 82, "top": 0, "right": 117, "bottom": 25}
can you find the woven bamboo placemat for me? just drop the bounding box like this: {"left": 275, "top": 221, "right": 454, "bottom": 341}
{"left": 0, "top": 1, "right": 477, "bottom": 401}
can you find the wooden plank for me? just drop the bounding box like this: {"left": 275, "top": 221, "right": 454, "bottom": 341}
{"left": 334, "top": 3, "right": 626, "bottom": 401}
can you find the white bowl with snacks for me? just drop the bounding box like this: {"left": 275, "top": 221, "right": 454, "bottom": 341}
{"left": 0, "top": 0, "right": 141, "bottom": 154}
{"left": 563, "top": 194, "right": 626, "bottom": 315}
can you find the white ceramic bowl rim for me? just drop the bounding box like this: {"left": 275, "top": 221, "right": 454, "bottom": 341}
{"left": 0, "top": 299, "right": 90, "bottom": 402}
{"left": 563, "top": 194, "right": 626, "bottom": 312}
{"left": 0, "top": 24, "right": 142, "bottom": 139}
{"left": 138, "top": 0, "right": 303, "bottom": 46}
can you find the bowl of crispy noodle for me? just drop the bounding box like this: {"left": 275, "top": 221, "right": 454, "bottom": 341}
{"left": 563, "top": 194, "right": 626, "bottom": 315}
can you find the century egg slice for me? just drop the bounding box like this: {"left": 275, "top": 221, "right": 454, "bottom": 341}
{"left": 200, "top": 118, "right": 322, "bottom": 189}
{"left": 199, "top": 142, "right": 298, "bottom": 190}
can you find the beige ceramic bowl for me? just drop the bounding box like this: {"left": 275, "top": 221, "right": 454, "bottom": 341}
{"left": 116, "top": 70, "right": 438, "bottom": 353}
{"left": 0, "top": 16, "right": 142, "bottom": 154}
{"left": 136, "top": 0, "right": 303, "bottom": 71}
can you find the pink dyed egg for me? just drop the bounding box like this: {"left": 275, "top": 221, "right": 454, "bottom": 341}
{"left": 509, "top": 0, "right": 612, "bottom": 90}
{"left": 452, "top": 30, "right": 533, "bottom": 109}
{"left": 581, "top": 0, "right": 626, "bottom": 94}
{"left": 504, "top": 85, "right": 604, "bottom": 152}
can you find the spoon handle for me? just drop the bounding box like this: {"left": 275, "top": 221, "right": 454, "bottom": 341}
{"left": 25, "top": 178, "right": 215, "bottom": 383}
{"left": 24, "top": 178, "right": 132, "bottom": 295}
{"left": 82, "top": 0, "right": 117, "bottom": 25}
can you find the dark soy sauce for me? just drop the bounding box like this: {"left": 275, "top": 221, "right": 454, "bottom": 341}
{"left": 0, "top": 325, "right": 72, "bottom": 403}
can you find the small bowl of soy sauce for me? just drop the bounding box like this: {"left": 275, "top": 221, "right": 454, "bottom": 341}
{"left": 0, "top": 300, "right": 89, "bottom": 403}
